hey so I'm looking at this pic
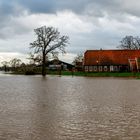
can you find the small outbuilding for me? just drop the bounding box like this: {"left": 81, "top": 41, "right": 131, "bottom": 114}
{"left": 47, "top": 59, "right": 74, "bottom": 71}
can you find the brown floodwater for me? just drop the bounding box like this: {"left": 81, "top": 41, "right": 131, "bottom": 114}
{"left": 0, "top": 74, "right": 140, "bottom": 140}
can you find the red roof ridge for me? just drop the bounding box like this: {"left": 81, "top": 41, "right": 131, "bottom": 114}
{"left": 86, "top": 49, "right": 140, "bottom": 51}
{"left": 85, "top": 49, "right": 140, "bottom": 54}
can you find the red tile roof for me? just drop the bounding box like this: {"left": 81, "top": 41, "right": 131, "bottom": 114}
{"left": 84, "top": 50, "right": 140, "bottom": 65}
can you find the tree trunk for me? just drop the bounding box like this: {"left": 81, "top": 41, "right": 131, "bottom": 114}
{"left": 42, "top": 53, "right": 46, "bottom": 76}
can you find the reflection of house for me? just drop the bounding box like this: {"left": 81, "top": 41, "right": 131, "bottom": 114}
{"left": 84, "top": 50, "right": 140, "bottom": 72}
{"left": 46, "top": 59, "right": 74, "bottom": 70}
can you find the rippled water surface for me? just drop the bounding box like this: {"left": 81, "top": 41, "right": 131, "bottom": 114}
{"left": 0, "top": 74, "right": 140, "bottom": 140}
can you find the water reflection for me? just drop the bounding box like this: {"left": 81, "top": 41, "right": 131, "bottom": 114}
{"left": 0, "top": 76, "right": 140, "bottom": 139}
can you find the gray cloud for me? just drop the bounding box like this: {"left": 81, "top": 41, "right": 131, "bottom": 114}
{"left": 1, "top": 0, "right": 140, "bottom": 18}
{"left": 0, "top": 0, "right": 128, "bottom": 16}
{"left": 8, "top": 0, "right": 140, "bottom": 18}
{"left": 17, "top": 0, "right": 92, "bottom": 14}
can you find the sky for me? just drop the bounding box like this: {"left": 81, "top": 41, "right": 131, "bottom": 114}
{"left": 0, "top": 0, "right": 140, "bottom": 64}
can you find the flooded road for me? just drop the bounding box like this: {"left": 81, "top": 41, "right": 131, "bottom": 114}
{"left": 0, "top": 75, "right": 140, "bottom": 140}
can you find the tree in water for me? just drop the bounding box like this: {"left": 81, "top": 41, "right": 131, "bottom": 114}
{"left": 30, "top": 26, "right": 69, "bottom": 76}
{"left": 118, "top": 36, "right": 140, "bottom": 50}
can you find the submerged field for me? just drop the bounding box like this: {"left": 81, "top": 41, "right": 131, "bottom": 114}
{"left": 48, "top": 71, "right": 140, "bottom": 78}
{"left": 0, "top": 75, "right": 140, "bottom": 139}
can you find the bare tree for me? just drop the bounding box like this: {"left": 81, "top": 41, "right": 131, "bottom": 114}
{"left": 133, "top": 36, "right": 140, "bottom": 49}
{"left": 1, "top": 61, "right": 9, "bottom": 72}
{"left": 28, "top": 53, "right": 42, "bottom": 65}
{"left": 72, "top": 53, "right": 83, "bottom": 65}
{"left": 118, "top": 36, "right": 140, "bottom": 50}
{"left": 10, "top": 58, "right": 22, "bottom": 70}
{"left": 30, "top": 26, "right": 69, "bottom": 76}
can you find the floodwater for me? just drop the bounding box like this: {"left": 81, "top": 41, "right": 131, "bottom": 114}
{"left": 0, "top": 74, "right": 140, "bottom": 140}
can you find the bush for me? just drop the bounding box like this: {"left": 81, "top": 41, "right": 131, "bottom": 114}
{"left": 25, "top": 70, "right": 35, "bottom": 75}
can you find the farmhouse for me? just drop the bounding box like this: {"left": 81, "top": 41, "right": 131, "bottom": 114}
{"left": 84, "top": 49, "right": 140, "bottom": 72}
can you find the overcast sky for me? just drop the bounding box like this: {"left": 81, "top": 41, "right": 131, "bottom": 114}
{"left": 0, "top": 0, "right": 140, "bottom": 63}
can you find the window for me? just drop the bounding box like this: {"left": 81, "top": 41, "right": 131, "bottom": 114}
{"left": 114, "top": 66, "right": 118, "bottom": 71}
{"left": 93, "top": 66, "right": 97, "bottom": 71}
{"left": 110, "top": 66, "right": 114, "bottom": 71}
{"left": 89, "top": 66, "right": 93, "bottom": 72}
{"left": 85, "top": 66, "right": 88, "bottom": 71}
{"left": 104, "top": 66, "right": 108, "bottom": 71}
{"left": 99, "top": 66, "right": 102, "bottom": 71}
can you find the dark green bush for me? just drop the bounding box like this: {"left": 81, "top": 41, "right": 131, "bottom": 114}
{"left": 25, "top": 70, "right": 35, "bottom": 75}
